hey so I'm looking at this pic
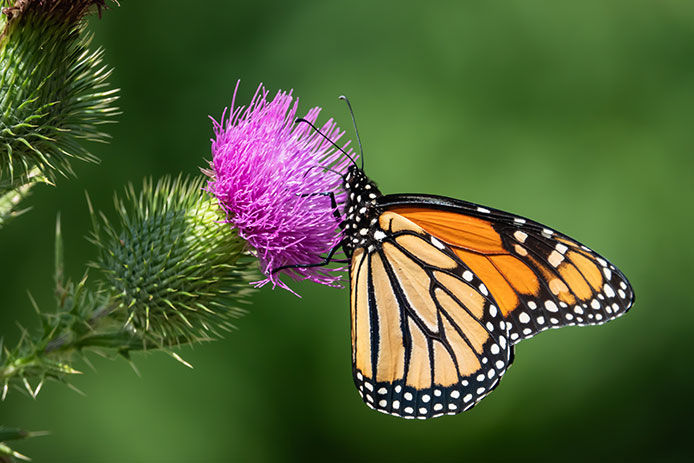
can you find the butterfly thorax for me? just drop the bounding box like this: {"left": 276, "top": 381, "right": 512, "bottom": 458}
{"left": 342, "top": 166, "right": 383, "bottom": 256}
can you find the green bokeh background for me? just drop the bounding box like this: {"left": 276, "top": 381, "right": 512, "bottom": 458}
{"left": 2, "top": 0, "right": 693, "bottom": 461}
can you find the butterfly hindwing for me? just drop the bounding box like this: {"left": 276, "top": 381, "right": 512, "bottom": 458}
{"left": 350, "top": 211, "right": 513, "bottom": 419}
{"left": 378, "top": 194, "right": 635, "bottom": 344}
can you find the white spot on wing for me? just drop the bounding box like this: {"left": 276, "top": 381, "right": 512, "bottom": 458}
{"left": 430, "top": 236, "right": 445, "bottom": 250}
{"left": 603, "top": 267, "right": 612, "bottom": 280}
{"left": 548, "top": 250, "right": 564, "bottom": 267}
{"left": 479, "top": 284, "right": 489, "bottom": 296}
{"left": 545, "top": 300, "right": 558, "bottom": 312}
{"left": 513, "top": 230, "right": 528, "bottom": 243}
{"left": 514, "top": 244, "right": 528, "bottom": 256}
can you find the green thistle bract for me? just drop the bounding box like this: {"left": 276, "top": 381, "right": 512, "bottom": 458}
{"left": 0, "top": 0, "right": 118, "bottom": 191}
{"left": 92, "top": 176, "right": 256, "bottom": 346}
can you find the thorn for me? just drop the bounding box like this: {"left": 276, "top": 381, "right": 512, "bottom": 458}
{"left": 57, "top": 362, "right": 83, "bottom": 375}
{"left": 55, "top": 212, "right": 64, "bottom": 290}
{"left": 65, "top": 382, "right": 86, "bottom": 397}
{"left": 15, "top": 322, "right": 29, "bottom": 347}
{"left": 170, "top": 352, "right": 193, "bottom": 369}
{"left": 33, "top": 378, "right": 44, "bottom": 397}
{"left": 82, "top": 355, "right": 97, "bottom": 373}
{"left": 128, "top": 360, "right": 141, "bottom": 377}
{"left": 22, "top": 377, "right": 35, "bottom": 399}
{"left": 26, "top": 291, "right": 40, "bottom": 315}
{"left": 11, "top": 448, "right": 32, "bottom": 461}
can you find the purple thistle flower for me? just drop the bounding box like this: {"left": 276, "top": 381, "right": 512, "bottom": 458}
{"left": 206, "top": 82, "right": 355, "bottom": 293}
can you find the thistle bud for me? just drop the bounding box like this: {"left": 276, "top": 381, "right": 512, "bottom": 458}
{"left": 92, "top": 176, "right": 256, "bottom": 346}
{"left": 0, "top": 0, "right": 118, "bottom": 191}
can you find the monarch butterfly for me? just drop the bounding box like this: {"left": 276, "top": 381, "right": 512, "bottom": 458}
{"left": 282, "top": 100, "right": 635, "bottom": 419}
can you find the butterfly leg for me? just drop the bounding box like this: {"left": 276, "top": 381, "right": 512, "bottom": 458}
{"left": 271, "top": 238, "right": 349, "bottom": 274}
{"left": 299, "top": 191, "right": 343, "bottom": 223}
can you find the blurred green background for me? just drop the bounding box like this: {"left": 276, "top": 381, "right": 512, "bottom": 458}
{"left": 2, "top": 0, "right": 693, "bottom": 461}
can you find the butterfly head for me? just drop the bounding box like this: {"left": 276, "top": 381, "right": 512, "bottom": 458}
{"left": 342, "top": 166, "right": 383, "bottom": 255}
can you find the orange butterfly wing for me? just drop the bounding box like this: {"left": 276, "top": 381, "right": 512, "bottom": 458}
{"left": 386, "top": 201, "right": 635, "bottom": 343}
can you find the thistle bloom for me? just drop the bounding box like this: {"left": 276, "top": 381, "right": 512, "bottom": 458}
{"left": 206, "top": 83, "right": 355, "bottom": 292}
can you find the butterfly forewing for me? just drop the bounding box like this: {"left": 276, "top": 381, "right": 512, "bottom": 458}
{"left": 379, "top": 195, "right": 635, "bottom": 344}
{"left": 350, "top": 212, "right": 513, "bottom": 419}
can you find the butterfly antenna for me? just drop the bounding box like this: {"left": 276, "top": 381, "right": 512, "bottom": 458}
{"left": 295, "top": 118, "right": 359, "bottom": 169}
{"left": 339, "top": 95, "right": 364, "bottom": 170}
{"left": 302, "top": 164, "right": 344, "bottom": 179}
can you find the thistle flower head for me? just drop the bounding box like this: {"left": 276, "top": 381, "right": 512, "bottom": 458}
{"left": 206, "top": 83, "right": 355, "bottom": 292}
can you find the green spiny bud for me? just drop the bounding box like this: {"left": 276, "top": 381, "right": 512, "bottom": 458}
{"left": 92, "top": 176, "right": 257, "bottom": 346}
{"left": 0, "top": 0, "right": 118, "bottom": 190}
